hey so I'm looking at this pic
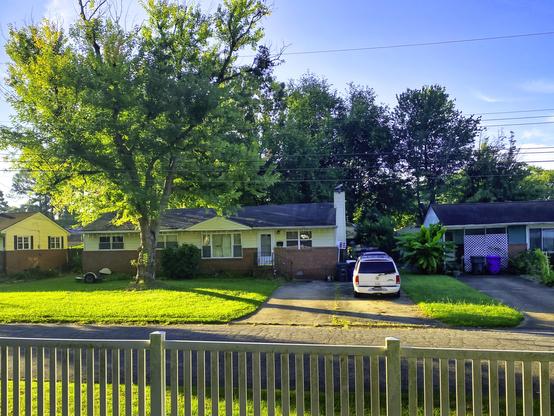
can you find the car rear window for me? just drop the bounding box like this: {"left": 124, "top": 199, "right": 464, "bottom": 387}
{"left": 358, "top": 261, "right": 396, "bottom": 274}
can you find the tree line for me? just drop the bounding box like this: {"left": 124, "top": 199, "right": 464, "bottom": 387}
{"left": 1, "top": 0, "right": 553, "bottom": 281}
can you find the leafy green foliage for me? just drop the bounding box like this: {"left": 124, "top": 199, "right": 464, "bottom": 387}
{"left": 510, "top": 249, "right": 554, "bottom": 285}
{"left": 354, "top": 215, "right": 396, "bottom": 254}
{"left": 160, "top": 244, "right": 201, "bottom": 280}
{"left": 392, "top": 85, "right": 481, "bottom": 220}
{"left": 395, "top": 224, "right": 453, "bottom": 274}
{"left": 402, "top": 273, "right": 523, "bottom": 327}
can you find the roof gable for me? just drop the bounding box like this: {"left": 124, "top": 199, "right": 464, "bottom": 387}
{"left": 431, "top": 201, "right": 554, "bottom": 226}
{"left": 186, "top": 216, "right": 251, "bottom": 231}
{"left": 0, "top": 212, "right": 37, "bottom": 231}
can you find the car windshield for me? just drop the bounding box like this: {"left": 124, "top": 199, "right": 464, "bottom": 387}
{"left": 358, "top": 261, "right": 396, "bottom": 274}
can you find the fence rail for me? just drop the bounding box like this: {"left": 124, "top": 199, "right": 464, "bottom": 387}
{"left": 0, "top": 333, "right": 551, "bottom": 415}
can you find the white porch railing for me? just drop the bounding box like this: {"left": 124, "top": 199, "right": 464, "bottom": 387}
{"left": 0, "top": 333, "right": 551, "bottom": 415}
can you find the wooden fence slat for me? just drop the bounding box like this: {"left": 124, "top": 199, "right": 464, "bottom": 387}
{"left": 295, "top": 354, "right": 304, "bottom": 416}
{"left": 170, "top": 349, "right": 178, "bottom": 416}
{"left": 539, "top": 361, "right": 551, "bottom": 416}
{"left": 522, "top": 361, "right": 533, "bottom": 416}
{"left": 124, "top": 350, "right": 132, "bottom": 416}
{"left": 210, "top": 351, "right": 219, "bottom": 416}
{"left": 37, "top": 347, "right": 44, "bottom": 416}
{"left": 324, "top": 354, "right": 334, "bottom": 416}
{"left": 267, "top": 353, "right": 276, "bottom": 416}
{"left": 183, "top": 350, "right": 192, "bottom": 416}
{"left": 505, "top": 361, "right": 516, "bottom": 416}
{"left": 1, "top": 346, "right": 7, "bottom": 416}
{"left": 98, "top": 349, "right": 107, "bottom": 416}
{"left": 439, "top": 358, "right": 449, "bottom": 416}
{"left": 198, "top": 350, "right": 206, "bottom": 416}
{"left": 74, "top": 349, "right": 82, "bottom": 416}
{"left": 488, "top": 360, "right": 499, "bottom": 416}
{"left": 281, "top": 353, "right": 290, "bottom": 416}
{"left": 13, "top": 346, "right": 19, "bottom": 416}
{"left": 370, "top": 356, "right": 380, "bottom": 416}
{"left": 354, "top": 355, "right": 364, "bottom": 416}
{"left": 86, "top": 348, "right": 94, "bottom": 416}
{"left": 423, "top": 357, "right": 433, "bottom": 416}
{"left": 309, "top": 355, "right": 319, "bottom": 416}
{"left": 112, "top": 348, "right": 121, "bottom": 416}
{"left": 137, "top": 350, "right": 146, "bottom": 416}
{"left": 49, "top": 347, "right": 56, "bottom": 416}
{"left": 61, "top": 348, "right": 70, "bottom": 416}
{"left": 339, "top": 355, "right": 349, "bottom": 416}
{"left": 252, "top": 352, "right": 261, "bottom": 416}
{"left": 472, "top": 359, "right": 482, "bottom": 416}
{"left": 25, "top": 347, "right": 32, "bottom": 416}
{"left": 455, "top": 359, "right": 465, "bottom": 416}
{"left": 238, "top": 352, "right": 246, "bottom": 416}
{"left": 223, "top": 351, "right": 232, "bottom": 416}
{"left": 408, "top": 357, "right": 417, "bottom": 416}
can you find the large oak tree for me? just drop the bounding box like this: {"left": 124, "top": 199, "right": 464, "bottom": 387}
{"left": 2, "top": 0, "right": 277, "bottom": 283}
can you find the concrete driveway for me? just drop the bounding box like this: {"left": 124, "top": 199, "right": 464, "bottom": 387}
{"left": 239, "top": 280, "right": 434, "bottom": 327}
{"left": 458, "top": 275, "right": 554, "bottom": 332}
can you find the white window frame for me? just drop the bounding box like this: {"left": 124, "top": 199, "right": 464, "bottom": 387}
{"left": 530, "top": 227, "right": 554, "bottom": 253}
{"left": 285, "top": 230, "right": 313, "bottom": 249}
{"left": 157, "top": 234, "right": 179, "bottom": 249}
{"left": 49, "top": 236, "right": 63, "bottom": 250}
{"left": 16, "top": 236, "right": 31, "bottom": 250}
{"left": 98, "top": 235, "right": 125, "bottom": 250}
{"left": 201, "top": 232, "right": 242, "bottom": 259}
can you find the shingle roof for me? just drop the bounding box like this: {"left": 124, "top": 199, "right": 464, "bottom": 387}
{"left": 83, "top": 203, "right": 336, "bottom": 232}
{"left": 0, "top": 212, "right": 37, "bottom": 231}
{"left": 431, "top": 201, "right": 554, "bottom": 226}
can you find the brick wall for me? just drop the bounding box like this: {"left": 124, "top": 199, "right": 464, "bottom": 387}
{"left": 508, "top": 243, "right": 528, "bottom": 258}
{"left": 5, "top": 250, "right": 68, "bottom": 274}
{"left": 82, "top": 250, "right": 137, "bottom": 274}
{"left": 275, "top": 247, "right": 338, "bottom": 279}
{"left": 198, "top": 248, "right": 257, "bottom": 275}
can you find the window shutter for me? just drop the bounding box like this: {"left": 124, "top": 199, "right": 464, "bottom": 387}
{"left": 13, "top": 235, "right": 17, "bottom": 251}
{"left": 30, "top": 236, "right": 34, "bottom": 250}
{"left": 61, "top": 237, "right": 64, "bottom": 249}
{"left": 48, "top": 236, "right": 51, "bottom": 249}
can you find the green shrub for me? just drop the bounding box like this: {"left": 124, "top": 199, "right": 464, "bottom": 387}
{"left": 6, "top": 267, "right": 59, "bottom": 281}
{"left": 354, "top": 216, "right": 396, "bottom": 254}
{"left": 510, "top": 249, "right": 554, "bottom": 285}
{"left": 160, "top": 244, "right": 201, "bottom": 279}
{"left": 395, "top": 224, "right": 454, "bottom": 274}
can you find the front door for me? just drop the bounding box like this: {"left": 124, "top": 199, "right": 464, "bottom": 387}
{"left": 259, "top": 233, "right": 273, "bottom": 265}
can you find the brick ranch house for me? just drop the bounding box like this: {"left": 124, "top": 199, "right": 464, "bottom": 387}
{"left": 423, "top": 200, "right": 554, "bottom": 272}
{"left": 0, "top": 212, "right": 69, "bottom": 274}
{"left": 81, "top": 187, "right": 347, "bottom": 279}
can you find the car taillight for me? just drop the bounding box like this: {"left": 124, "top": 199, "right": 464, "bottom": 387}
{"left": 396, "top": 274, "right": 401, "bottom": 284}
{"left": 354, "top": 275, "right": 359, "bottom": 285}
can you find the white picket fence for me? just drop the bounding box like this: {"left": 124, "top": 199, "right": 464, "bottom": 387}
{"left": 0, "top": 332, "right": 551, "bottom": 415}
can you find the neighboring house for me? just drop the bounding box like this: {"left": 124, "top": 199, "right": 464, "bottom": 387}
{"left": 0, "top": 212, "right": 69, "bottom": 274}
{"left": 81, "top": 187, "right": 347, "bottom": 279}
{"left": 424, "top": 201, "right": 554, "bottom": 271}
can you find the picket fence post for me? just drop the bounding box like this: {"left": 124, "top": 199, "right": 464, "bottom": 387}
{"left": 386, "top": 337, "right": 402, "bottom": 416}
{"left": 150, "top": 331, "right": 166, "bottom": 416}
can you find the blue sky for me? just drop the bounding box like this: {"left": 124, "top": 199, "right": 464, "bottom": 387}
{"left": 1, "top": 0, "right": 554, "bottom": 203}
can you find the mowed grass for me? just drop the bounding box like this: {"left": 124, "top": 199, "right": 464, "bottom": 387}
{"left": 401, "top": 274, "right": 523, "bottom": 327}
{"left": 0, "top": 276, "right": 279, "bottom": 324}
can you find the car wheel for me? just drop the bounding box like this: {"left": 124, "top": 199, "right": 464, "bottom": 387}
{"left": 353, "top": 291, "right": 361, "bottom": 298}
{"left": 84, "top": 273, "right": 96, "bottom": 284}
{"left": 392, "top": 291, "right": 401, "bottom": 298}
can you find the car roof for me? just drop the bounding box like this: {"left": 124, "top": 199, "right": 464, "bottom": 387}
{"left": 358, "top": 254, "right": 394, "bottom": 262}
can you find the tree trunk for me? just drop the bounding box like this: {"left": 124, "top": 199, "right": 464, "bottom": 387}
{"left": 135, "top": 218, "right": 159, "bottom": 284}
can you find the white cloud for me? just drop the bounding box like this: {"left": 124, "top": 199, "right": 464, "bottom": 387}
{"left": 520, "top": 79, "right": 554, "bottom": 94}
{"left": 521, "top": 129, "right": 545, "bottom": 140}
{"left": 45, "top": 0, "right": 77, "bottom": 28}
{"left": 473, "top": 90, "right": 503, "bottom": 103}
{"left": 518, "top": 143, "right": 554, "bottom": 170}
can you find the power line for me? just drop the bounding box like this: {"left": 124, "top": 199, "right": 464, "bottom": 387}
{"left": 474, "top": 107, "right": 554, "bottom": 116}
{"left": 245, "top": 30, "right": 554, "bottom": 57}
{"left": 482, "top": 115, "right": 554, "bottom": 122}
{"left": 482, "top": 121, "right": 554, "bottom": 128}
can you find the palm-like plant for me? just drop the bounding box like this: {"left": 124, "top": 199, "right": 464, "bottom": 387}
{"left": 395, "top": 224, "right": 454, "bottom": 274}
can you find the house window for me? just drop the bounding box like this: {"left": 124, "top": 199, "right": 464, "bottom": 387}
{"left": 157, "top": 234, "right": 178, "bottom": 249}
{"left": 48, "top": 236, "right": 63, "bottom": 249}
{"left": 529, "top": 228, "right": 554, "bottom": 252}
{"left": 202, "top": 233, "right": 242, "bottom": 258}
{"left": 15, "top": 236, "right": 32, "bottom": 250}
{"left": 286, "top": 230, "right": 312, "bottom": 248}
{"left": 99, "top": 235, "right": 125, "bottom": 250}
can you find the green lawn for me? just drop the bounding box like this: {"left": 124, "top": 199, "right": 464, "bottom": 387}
{"left": 0, "top": 276, "right": 279, "bottom": 324}
{"left": 401, "top": 273, "right": 523, "bottom": 327}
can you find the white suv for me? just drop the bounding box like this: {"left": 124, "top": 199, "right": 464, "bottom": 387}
{"left": 353, "top": 253, "right": 401, "bottom": 297}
